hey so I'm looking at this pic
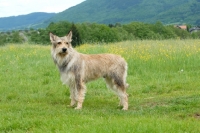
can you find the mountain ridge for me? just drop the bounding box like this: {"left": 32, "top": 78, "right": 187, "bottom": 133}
{"left": 0, "top": 12, "right": 55, "bottom": 31}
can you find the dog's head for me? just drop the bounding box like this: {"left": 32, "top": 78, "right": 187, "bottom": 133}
{"left": 50, "top": 31, "right": 73, "bottom": 56}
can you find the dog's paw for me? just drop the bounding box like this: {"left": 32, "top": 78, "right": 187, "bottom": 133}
{"left": 74, "top": 107, "right": 82, "bottom": 110}
{"left": 122, "top": 107, "right": 128, "bottom": 111}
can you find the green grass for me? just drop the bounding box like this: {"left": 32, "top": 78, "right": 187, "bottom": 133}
{"left": 0, "top": 40, "right": 200, "bottom": 132}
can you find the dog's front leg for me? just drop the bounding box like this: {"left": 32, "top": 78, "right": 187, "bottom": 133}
{"left": 69, "top": 87, "right": 76, "bottom": 107}
{"left": 75, "top": 79, "right": 86, "bottom": 110}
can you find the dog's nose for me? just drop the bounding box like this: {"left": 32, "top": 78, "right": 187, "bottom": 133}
{"left": 62, "top": 48, "right": 67, "bottom": 52}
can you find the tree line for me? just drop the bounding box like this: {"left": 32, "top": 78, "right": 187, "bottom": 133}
{"left": 0, "top": 21, "right": 200, "bottom": 46}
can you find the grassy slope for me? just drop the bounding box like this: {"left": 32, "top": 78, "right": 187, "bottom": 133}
{"left": 0, "top": 40, "right": 200, "bottom": 132}
{"left": 49, "top": 0, "right": 199, "bottom": 25}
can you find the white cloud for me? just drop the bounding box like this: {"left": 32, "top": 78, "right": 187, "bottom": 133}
{"left": 0, "top": 0, "right": 85, "bottom": 17}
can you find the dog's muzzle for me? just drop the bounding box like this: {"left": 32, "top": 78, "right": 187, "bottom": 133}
{"left": 62, "top": 48, "right": 67, "bottom": 53}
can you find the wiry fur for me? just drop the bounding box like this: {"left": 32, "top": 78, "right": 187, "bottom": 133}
{"left": 50, "top": 31, "right": 129, "bottom": 110}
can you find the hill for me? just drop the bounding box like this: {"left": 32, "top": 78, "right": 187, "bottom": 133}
{"left": 0, "top": 12, "right": 55, "bottom": 31}
{"left": 47, "top": 0, "right": 200, "bottom": 25}
{"left": 0, "top": 0, "right": 200, "bottom": 31}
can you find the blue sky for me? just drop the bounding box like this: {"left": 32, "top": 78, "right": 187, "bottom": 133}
{"left": 0, "top": 0, "right": 85, "bottom": 17}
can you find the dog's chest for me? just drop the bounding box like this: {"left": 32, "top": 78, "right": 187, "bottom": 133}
{"left": 60, "top": 72, "right": 75, "bottom": 86}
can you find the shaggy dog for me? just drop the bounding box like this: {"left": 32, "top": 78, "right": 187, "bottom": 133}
{"left": 50, "top": 31, "right": 129, "bottom": 110}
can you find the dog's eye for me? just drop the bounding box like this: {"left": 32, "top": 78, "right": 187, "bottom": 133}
{"left": 57, "top": 42, "right": 61, "bottom": 45}
{"left": 65, "top": 42, "right": 69, "bottom": 44}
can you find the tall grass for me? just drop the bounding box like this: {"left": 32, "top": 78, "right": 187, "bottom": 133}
{"left": 0, "top": 40, "right": 200, "bottom": 132}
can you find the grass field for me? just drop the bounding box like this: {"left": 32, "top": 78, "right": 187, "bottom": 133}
{"left": 0, "top": 40, "right": 200, "bottom": 132}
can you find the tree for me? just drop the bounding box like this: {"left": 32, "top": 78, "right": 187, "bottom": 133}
{"left": 0, "top": 34, "right": 7, "bottom": 46}
{"left": 11, "top": 31, "right": 23, "bottom": 43}
{"left": 47, "top": 21, "right": 72, "bottom": 36}
{"left": 71, "top": 23, "right": 82, "bottom": 47}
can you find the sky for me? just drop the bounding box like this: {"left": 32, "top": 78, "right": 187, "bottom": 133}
{"left": 0, "top": 0, "right": 85, "bottom": 18}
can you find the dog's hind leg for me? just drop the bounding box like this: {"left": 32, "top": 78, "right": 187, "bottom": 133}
{"left": 117, "top": 88, "right": 128, "bottom": 110}
{"left": 105, "top": 74, "right": 128, "bottom": 110}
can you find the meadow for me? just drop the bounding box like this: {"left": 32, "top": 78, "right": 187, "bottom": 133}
{"left": 0, "top": 40, "right": 200, "bottom": 132}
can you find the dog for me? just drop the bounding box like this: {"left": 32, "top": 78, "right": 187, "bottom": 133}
{"left": 50, "top": 31, "right": 129, "bottom": 110}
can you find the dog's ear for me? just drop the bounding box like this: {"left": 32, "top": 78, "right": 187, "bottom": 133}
{"left": 50, "top": 32, "right": 56, "bottom": 42}
{"left": 67, "top": 31, "right": 72, "bottom": 42}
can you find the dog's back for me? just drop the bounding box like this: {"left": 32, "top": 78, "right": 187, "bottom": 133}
{"left": 80, "top": 53, "right": 127, "bottom": 83}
